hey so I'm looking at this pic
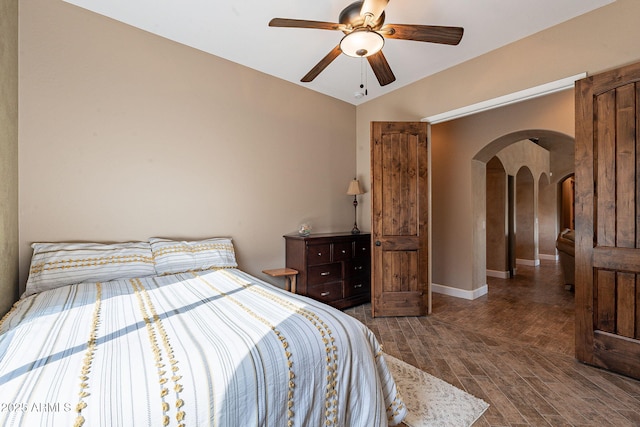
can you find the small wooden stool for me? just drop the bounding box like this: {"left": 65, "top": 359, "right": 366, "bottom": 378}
{"left": 262, "top": 268, "right": 299, "bottom": 293}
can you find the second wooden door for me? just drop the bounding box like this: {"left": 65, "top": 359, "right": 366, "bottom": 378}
{"left": 371, "top": 121, "right": 429, "bottom": 317}
{"left": 575, "top": 61, "right": 640, "bottom": 379}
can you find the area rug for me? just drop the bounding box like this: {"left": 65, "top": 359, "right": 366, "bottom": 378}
{"left": 385, "top": 354, "right": 489, "bottom": 427}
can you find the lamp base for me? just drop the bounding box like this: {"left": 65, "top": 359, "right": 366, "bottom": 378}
{"left": 351, "top": 196, "right": 361, "bottom": 234}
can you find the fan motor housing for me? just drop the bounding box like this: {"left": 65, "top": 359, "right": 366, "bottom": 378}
{"left": 339, "top": 1, "right": 385, "bottom": 31}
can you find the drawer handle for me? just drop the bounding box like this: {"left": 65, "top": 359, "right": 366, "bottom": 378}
{"left": 341, "top": 249, "right": 346, "bottom": 254}
{"left": 320, "top": 271, "right": 331, "bottom": 276}
{"left": 317, "top": 252, "right": 322, "bottom": 256}
{"left": 320, "top": 291, "right": 331, "bottom": 297}
{"left": 354, "top": 266, "right": 363, "bottom": 270}
{"left": 354, "top": 284, "right": 363, "bottom": 289}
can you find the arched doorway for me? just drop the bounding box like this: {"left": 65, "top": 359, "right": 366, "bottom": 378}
{"left": 515, "top": 166, "right": 536, "bottom": 266}
{"left": 485, "top": 157, "right": 508, "bottom": 277}
{"left": 473, "top": 130, "right": 574, "bottom": 284}
{"left": 538, "top": 172, "right": 556, "bottom": 261}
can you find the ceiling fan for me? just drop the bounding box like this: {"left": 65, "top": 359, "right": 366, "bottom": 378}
{"left": 269, "top": 0, "right": 464, "bottom": 86}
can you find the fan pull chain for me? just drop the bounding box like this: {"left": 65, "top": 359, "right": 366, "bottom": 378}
{"left": 359, "top": 57, "right": 368, "bottom": 97}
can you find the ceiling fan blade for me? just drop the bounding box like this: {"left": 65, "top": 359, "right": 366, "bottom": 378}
{"left": 301, "top": 45, "right": 343, "bottom": 83}
{"left": 269, "top": 18, "right": 345, "bottom": 31}
{"left": 380, "top": 24, "right": 464, "bottom": 45}
{"left": 367, "top": 50, "right": 396, "bottom": 86}
{"left": 360, "top": 0, "right": 389, "bottom": 22}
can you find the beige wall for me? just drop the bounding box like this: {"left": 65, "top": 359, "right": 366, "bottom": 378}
{"left": 496, "top": 141, "right": 550, "bottom": 179}
{"left": 14, "top": 0, "right": 640, "bottom": 300}
{"left": 18, "top": 0, "right": 356, "bottom": 294}
{"left": 0, "top": 0, "right": 19, "bottom": 315}
{"left": 356, "top": 0, "right": 640, "bottom": 292}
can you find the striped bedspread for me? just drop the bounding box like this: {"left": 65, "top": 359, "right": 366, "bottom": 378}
{"left": 0, "top": 269, "right": 406, "bottom": 426}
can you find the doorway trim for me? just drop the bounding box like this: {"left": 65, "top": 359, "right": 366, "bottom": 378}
{"left": 421, "top": 73, "right": 586, "bottom": 124}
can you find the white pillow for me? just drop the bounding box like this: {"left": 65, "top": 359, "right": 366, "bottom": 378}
{"left": 24, "top": 241, "right": 156, "bottom": 297}
{"left": 149, "top": 237, "right": 238, "bottom": 275}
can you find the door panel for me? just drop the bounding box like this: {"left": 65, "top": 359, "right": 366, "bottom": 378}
{"left": 381, "top": 132, "right": 419, "bottom": 236}
{"left": 575, "top": 61, "right": 640, "bottom": 379}
{"left": 371, "top": 121, "right": 429, "bottom": 317}
{"left": 382, "top": 251, "right": 418, "bottom": 293}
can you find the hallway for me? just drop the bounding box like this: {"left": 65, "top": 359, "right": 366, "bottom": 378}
{"left": 432, "top": 260, "right": 575, "bottom": 357}
{"left": 346, "top": 261, "right": 640, "bottom": 426}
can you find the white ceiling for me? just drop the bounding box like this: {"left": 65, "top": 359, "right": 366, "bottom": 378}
{"left": 63, "top": 0, "right": 613, "bottom": 105}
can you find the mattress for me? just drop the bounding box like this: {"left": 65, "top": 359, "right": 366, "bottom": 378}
{"left": 0, "top": 268, "right": 406, "bottom": 426}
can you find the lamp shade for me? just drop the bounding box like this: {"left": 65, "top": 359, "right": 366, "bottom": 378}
{"left": 340, "top": 28, "right": 384, "bottom": 58}
{"left": 347, "top": 179, "right": 365, "bottom": 195}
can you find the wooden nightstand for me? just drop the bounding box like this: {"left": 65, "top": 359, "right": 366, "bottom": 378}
{"left": 262, "top": 268, "right": 299, "bottom": 292}
{"left": 284, "top": 232, "right": 370, "bottom": 309}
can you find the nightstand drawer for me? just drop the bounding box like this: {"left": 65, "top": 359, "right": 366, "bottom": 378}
{"left": 345, "top": 276, "right": 369, "bottom": 298}
{"left": 307, "top": 282, "right": 343, "bottom": 303}
{"left": 354, "top": 239, "right": 370, "bottom": 257}
{"left": 347, "top": 258, "right": 369, "bottom": 277}
{"left": 308, "top": 263, "right": 342, "bottom": 285}
{"left": 333, "top": 241, "right": 352, "bottom": 261}
{"left": 307, "top": 244, "right": 332, "bottom": 265}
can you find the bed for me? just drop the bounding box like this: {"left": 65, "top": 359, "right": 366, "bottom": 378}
{"left": 0, "top": 238, "right": 407, "bottom": 426}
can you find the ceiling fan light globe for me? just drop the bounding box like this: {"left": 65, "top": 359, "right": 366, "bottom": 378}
{"left": 340, "top": 29, "right": 384, "bottom": 57}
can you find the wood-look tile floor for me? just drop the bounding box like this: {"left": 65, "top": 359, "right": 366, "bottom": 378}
{"left": 345, "top": 261, "right": 640, "bottom": 426}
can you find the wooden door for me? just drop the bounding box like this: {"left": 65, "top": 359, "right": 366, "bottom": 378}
{"left": 575, "top": 61, "right": 640, "bottom": 380}
{"left": 371, "top": 122, "right": 429, "bottom": 317}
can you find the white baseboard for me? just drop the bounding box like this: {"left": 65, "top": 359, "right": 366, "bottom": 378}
{"left": 516, "top": 258, "right": 540, "bottom": 266}
{"left": 539, "top": 253, "right": 559, "bottom": 262}
{"left": 431, "top": 283, "right": 488, "bottom": 300}
{"left": 486, "top": 269, "right": 510, "bottom": 279}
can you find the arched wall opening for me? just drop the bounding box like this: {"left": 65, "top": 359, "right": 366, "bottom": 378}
{"left": 422, "top": 89, "right": 575, "bottom": 298}
{"left": 486, "top": 157, "right": 508, "bottom": 277}
{"left": 472, "top": 129, "right": 574, "bottom": 289}
{"left": 515, "top": 166, "right": 536, "bottom": 265}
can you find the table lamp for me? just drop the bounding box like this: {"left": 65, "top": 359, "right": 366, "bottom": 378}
{"left": 347, "top": 178, "right": 365, "bottom": 234}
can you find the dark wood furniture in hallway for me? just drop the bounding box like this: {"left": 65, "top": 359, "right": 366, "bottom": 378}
{"left": 346, "top": 260, "right": 640, "bottom": 426}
